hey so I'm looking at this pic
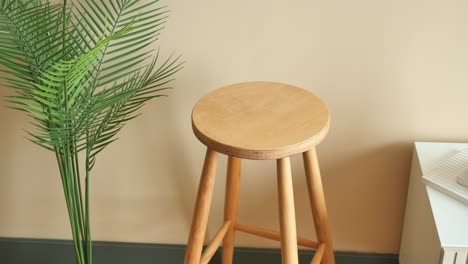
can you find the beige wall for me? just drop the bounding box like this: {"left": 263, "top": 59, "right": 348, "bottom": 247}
{"left": 2, "top": 0, "right": 468, "bottom": 254}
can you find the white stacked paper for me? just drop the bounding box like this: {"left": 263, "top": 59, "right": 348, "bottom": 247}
{"left": 458, "top": 173, "right": 468, "bottom": 188}
{"left": 422, "top": 148, "right": 468, "bottom": 206}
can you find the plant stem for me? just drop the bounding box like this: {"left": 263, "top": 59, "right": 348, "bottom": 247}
{"left": 86, "top": 147, "right": 92, "bottom": 264}
{"left": 55, "top": 150, "right": 82, "bottom": 263}
{"left": 65, "top": 145, "right": 86, "bottom": 264}
{"left": 56, "top": 150, "right": 83, "bottom": 264}
{"left": 72, "top": 142, "right": 85, "bottom": 234}
{"left": 84, "top": 127, "right": 92, "bottom": 264}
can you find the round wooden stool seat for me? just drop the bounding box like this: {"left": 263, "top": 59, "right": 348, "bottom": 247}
{"left": 185, "top": 81, "right": 335, "bottom": 264}
{"left": 192, "top": 82, "right": 330, "bottom": 160}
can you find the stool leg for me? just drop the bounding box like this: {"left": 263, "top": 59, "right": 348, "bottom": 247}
{"left": 184, "top": 149, "right": 219, "bottom": 264}
{"left": 303, "top": 148, "right": 335, "bottom": 264}
{"left": 222, "top": 156, "right": 242, "bottom": 264}
{"left": 277, "top": 157, "right": 299, "bottom": 264}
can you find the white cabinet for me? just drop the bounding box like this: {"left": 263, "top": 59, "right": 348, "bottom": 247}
{"left": 400, "top": 142, "right": 468, "bottom": 264}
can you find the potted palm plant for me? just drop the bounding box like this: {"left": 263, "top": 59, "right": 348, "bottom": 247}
{"left": 0, "top": 0, "right": 182, "bottom": 263}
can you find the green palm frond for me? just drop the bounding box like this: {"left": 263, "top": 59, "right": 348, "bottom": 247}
{"left": 6, "top": 22, "right": 134, "bottom": 150}
{"left": 72, "top": 0, "right": 169, "bottom": 87}
{"left": 85, "top": 52, "right": 183, "bottom": 168}
{"left": 0, "top": 1, "right": 182, "bottom": 264}
{"left": 0, "top": 0, "right": 75, "bottom": 77}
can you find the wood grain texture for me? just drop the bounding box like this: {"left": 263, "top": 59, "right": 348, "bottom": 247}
{"left": 184, "top": 149, "right": 219, "bottom": 264}
{"left": 311, "top": 244, "right": 326, "bottom": 264}
{"left": 303, "top": 149, "right": 335, "bottom": 264}
{"left": 192, "top": 82, "right": 330, "bottom": 160}
{"left": 200, "top": 221, "right": 231, "bottom": 264}
{"left": 277, "top": 157, "right": 299, "bottom": 264}
{"left": 222, "top": 157, "right": 242, "bottom": 264}
{"left": 234, "top": 224, "right": 319, "bottom": 248}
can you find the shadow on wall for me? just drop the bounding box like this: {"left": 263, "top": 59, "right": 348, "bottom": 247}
{"left": 198, "top": 142, "right": 414, "bottom": 253}
{"left": 220, "top": 141, "right": 415, "bottom": 252}
{"left": 0, "top": 68, "right": 23, "bottom": 234}
{"left": 144, "top": 61, "right": 214, "bottom": 241}
{"left": 157, "top": 92, "right": 199, "bottom": 226}
{"left": 319, "top": 143, "right": 414, "bottom": 252}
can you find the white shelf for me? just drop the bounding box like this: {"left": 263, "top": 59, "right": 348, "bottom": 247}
{"left": 400, "top": 142, "right": 468, "bottom": 264}
{"left": 416, "top": 142, "right": 468, "bottom": 247}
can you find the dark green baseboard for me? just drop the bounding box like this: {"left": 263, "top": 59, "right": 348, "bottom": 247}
{"left": 0, "top": 237, "right": 398, "bottom": 264}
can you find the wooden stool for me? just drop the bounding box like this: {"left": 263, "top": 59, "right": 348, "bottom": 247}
{"left": 184, "top": 82, "right": 335, "bottom": 264}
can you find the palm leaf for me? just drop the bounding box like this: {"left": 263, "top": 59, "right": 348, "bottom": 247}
{"left": 0, "top": 0, "right": 72, "bottom": 77}
{"left": 72, "top": 0, "right": 168, "bottom": 89}
{"left": 0, "top": 1, "right": 182, "bottom": 263}
{"left": 83, "top": 53, "right": 183, "bottom": 168}
{"left": 18, "top": 22, "right": 134, "bottom": 150}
